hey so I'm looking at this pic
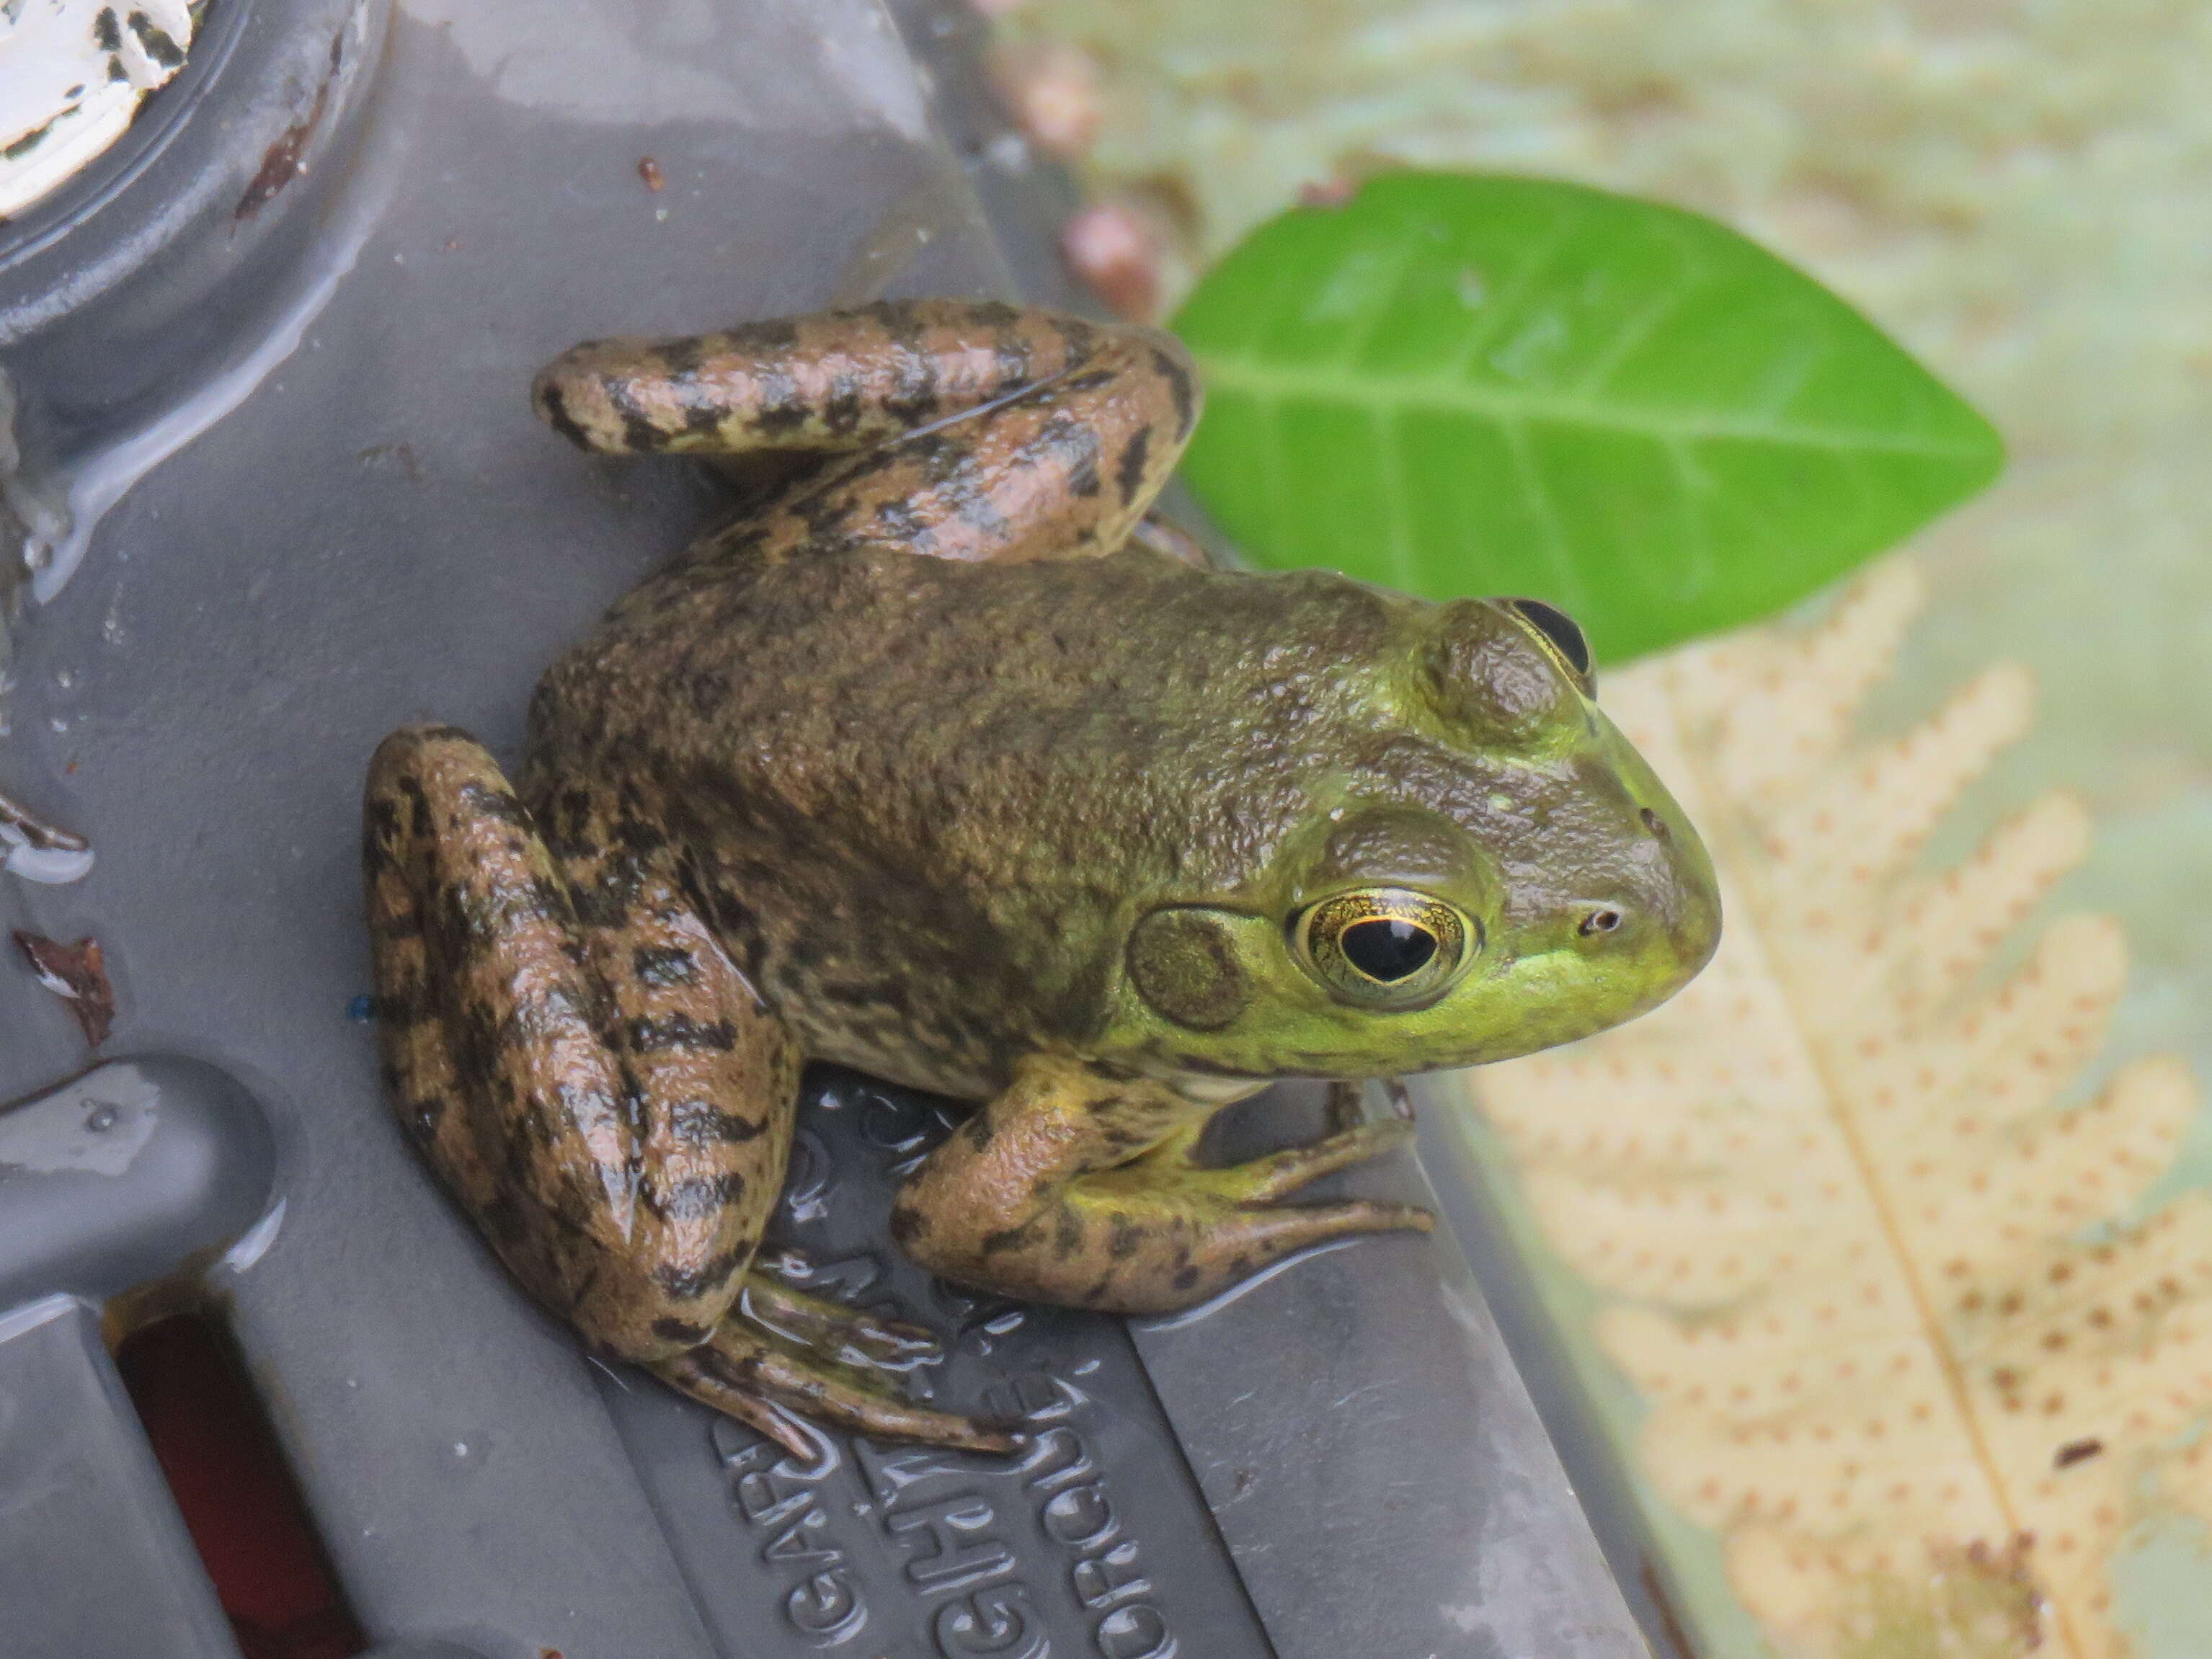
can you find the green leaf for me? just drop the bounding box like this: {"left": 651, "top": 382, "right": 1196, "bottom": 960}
{"left": 1169, "top": 172, "right": 2004, "bottom": 663}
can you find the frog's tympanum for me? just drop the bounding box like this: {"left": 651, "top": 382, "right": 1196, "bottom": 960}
{"left": 364, "top": 301, "right": 1720, "bottom": 1454}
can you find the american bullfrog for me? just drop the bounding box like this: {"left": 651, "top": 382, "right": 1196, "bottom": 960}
{"left": 363, "top": 300, "right": 1720, "bottom": 1455}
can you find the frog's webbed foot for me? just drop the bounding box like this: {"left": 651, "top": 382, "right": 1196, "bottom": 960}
{"left": 654, "top": 1269, "right": 1023, "bottom": 1459}
{"left": 739, "top": 1266, "right": 943, "bottom": 1370}
{"left": 891, "top": 1056, "right": 1433, "bottom": 1317}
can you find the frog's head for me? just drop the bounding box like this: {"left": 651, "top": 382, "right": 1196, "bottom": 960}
{"left": 1106, "top": 595, "right": 1721, "bottom": 1082}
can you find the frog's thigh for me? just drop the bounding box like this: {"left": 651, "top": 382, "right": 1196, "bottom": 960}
{"left": 364, "top": 725, "right": 798, "bottom": 1361}
{"left": 763, "top": 319, "right": 1198, "bottom": 566}
{"left": 889, "top": 1054, "right": 1432, "bottom": 1316}
{"left": 533, "top": 300, "right": 1159, "bottom": 461}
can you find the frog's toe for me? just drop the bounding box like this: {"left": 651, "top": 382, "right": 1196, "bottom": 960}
{"left": 1206, "top": 1116, "right": 1421, "bottom": 1206}
{"left": 737, "top": 1266, "right": 943, "bottom": 1369}
{"left": 652, "top": 1322, "right": 1022, "bottom": 1454}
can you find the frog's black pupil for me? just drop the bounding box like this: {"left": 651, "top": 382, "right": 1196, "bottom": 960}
{"left": 1509, "top": 598, "right": 1592, "bottom": 677}
{"left": 1341, "top": 918, "right": 1436, "bottom": 982}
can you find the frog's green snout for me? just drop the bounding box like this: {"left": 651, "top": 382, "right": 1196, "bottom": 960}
{"left": 1581, "top": 791, "right": 1723, "bottom": 995}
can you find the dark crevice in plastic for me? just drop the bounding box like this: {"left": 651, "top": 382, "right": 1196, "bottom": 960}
{"left": 115, "top": 1313, "right": 367, "bottom": 1659}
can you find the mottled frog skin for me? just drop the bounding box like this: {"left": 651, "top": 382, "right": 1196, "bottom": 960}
{"left": 363, "top": 301, "right": 1721, "bottom": 1454}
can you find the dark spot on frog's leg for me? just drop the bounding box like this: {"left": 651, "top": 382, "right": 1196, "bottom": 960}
{"left": 396, "top": 773, "right": 435, "bottom": 839}
{"left": 651, "top": 1245, "right": 750, "bottom": 1302}
{"left": 599, "top": 382, "right": 667, "bottom": 454}
{"left": 643, "top": 1171, "right": 748, "bottom": 1225}
{"left": 536, "top": 383, "right": 590, "bottom": 448}
{"left": 1152, "top": 347, "right": 1196, "bottom": 439}
{"left": 1108, "top": 1216, "right": 1145, "bottom": 1260}
{"left": 626, "top": 1013, "right": 739, "bottom": 1054}
{"left": 1054, "top": 1209, "right": 1084, "bottom": 1258}
{"left": 456, "top": 780, "right": 531, "bottom": 828}
{"left": 961, "top": 1113, "right": 994, "bottom": 1151}
{"left": 736, "top": 316, "right": 801, "bottom": 351}
{"left": 1079, "top": 1271, "right": 1116, "bottom": 1307}
{"left": 981, "top": 1221, "right": 1039, "bottom": 1257}
{"left": 966, "top": 298, "right": 1022, "bottom": 330}
{"left": 523, "top": 876, "right": 572, "bottom": 925}
{"left": 611, "top": 809, "right": 670, "bottom": 860}
{"left": 654, "top": 334, "right": 706, "bottom": 375}
{"left": 750, "top": 367, "right": 809, "bottom": 436}
{"left": 667, "top": 1097, "right": 765, "bottom": 1144}
{"left": 404, "top": 1093, "right": 447, "bottom": 1147}
{"left": 1116, "top": 426, "right": 1152, "bottom": 508}
{"left": 652, "top": 1317, "right": 713, "bottom": 1346}
{"left": 888, "top": 1204, "right": 923, "bottom": 1247}
{"left": 632, "top": 943, "right": 698, "bottom": 987}
{"left": 990, "top": 321, "right": 1035, "bottom": 394}
{"left": 1061, "top": 368, "right": 1117, "bottom": 396}
{"left": 1173, "top": 1266, "right": 1201, "bottom": 1292}
{"left": 883, "top": 357, "right": 941, "bottom": 426}
{"left": 1041, "top": 413, "right": 1103, "bottom": 499}
{"left": 823, "top": 378, "right": 863, "bottom": 437}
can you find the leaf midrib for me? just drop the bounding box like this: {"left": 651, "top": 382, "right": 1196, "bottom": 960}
{"left": 1195, "top": 353, "right": 1994, "bottom": 459}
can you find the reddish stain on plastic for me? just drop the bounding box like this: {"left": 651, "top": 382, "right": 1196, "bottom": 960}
{"left": 116, "top": 1316, "right": 366, "bottom": 1659}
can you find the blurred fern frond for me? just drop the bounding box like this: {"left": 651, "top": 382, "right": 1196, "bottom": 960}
{"left": 1462, "top": 560, "right": 2210, "bottom": 1658}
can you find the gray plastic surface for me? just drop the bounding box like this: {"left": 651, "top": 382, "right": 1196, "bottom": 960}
{"left": 1134, "top": 1082, "right": 1649, "bottom": 1659}
{"left": 0, "top": 1058, "right": 274, "bottom": 1312}
{"left": 0, "top": 4, "right": 1652, "bottom": 1657}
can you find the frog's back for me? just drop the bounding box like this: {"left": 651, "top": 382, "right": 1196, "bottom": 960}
{"left": 525, "top": 545, "right": 1413, "bottom": 1093}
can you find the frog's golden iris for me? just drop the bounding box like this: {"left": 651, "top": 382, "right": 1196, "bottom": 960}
{"left": 365, "top": 299, "right": 1721, "bottom": 1457}
{"left": 1292, "top": 887, "right": 1474, "bottom": 1009}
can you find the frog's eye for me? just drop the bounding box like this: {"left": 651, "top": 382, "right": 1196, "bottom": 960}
{"left": 1291, "top": 888, "right": 1476, "bottom": 1009}
{"left": 1503, "top": 597, "right": 1595, "bottom": 693}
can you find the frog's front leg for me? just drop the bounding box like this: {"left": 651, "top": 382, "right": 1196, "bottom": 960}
{"left": 889, "top": 1055, "right": 1434, "bottom": 1315}
{"left": 365, "top": 726, "right": 1016, "bottom": 1454}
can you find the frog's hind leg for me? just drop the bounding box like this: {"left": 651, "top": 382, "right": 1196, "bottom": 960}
{"left": 890, "top": 1055, "right": 1434, "bottom": 1317}
{"left": 533, "top": 299, "right": 1199, "bottom": 566}
{"left": 365, "top": 725, "right": 1006, "bottom": 1451}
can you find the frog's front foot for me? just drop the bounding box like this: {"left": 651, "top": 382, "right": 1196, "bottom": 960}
{"left": 890, "top": 1055, "right": 1434, "bottom": 1317}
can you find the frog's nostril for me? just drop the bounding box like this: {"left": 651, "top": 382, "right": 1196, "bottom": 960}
{"left": 1579, "top": 907, "right": 1625, "bottom": 937}
{"left": 1639, "top": 806, "right": 1669, "bottom": 840}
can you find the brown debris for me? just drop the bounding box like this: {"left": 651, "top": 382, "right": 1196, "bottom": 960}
{"left": 637, "top": 156, "right": 666, "bottom": 193}
{"left": 236, "top": 33, "right": 344, "bottom": 220}
{"left": 14, "top": 931, "right": 116, "bottom": 1047}
{"left": 2053, "top": 1437, "right": 2103, "bottom": 1469}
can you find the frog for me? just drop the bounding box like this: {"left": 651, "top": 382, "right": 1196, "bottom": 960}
{"left": 363, "top": 299, "right": 1721, "bottom": 1458}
